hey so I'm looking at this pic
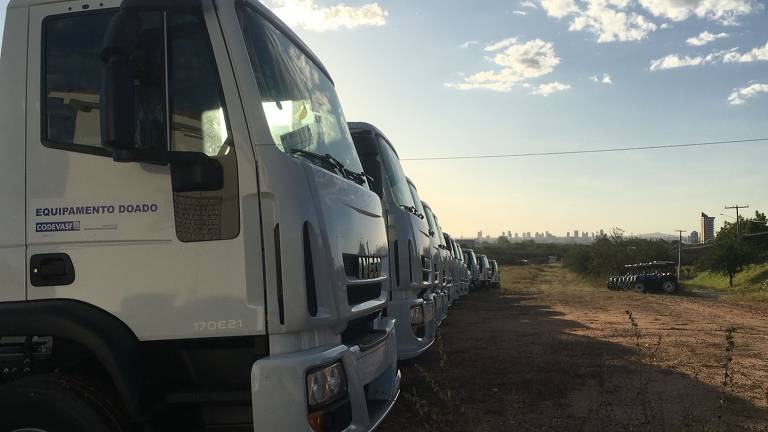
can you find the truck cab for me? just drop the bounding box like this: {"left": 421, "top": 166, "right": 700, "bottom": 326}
{"left": 349, "top": 122, "right": 436, "bottom": 360}
{"left": 443, "top": 233, "right": 461, "bottom": 302}
{"left": 421, "top": 202, "right": 448, "bottom": 324}
{"left": 477, "top": 254, "right": 491, "bottom": 288}
{"left": 453, "top": 241, "right": 468, "bottom": 296}
{"left": 490, "top": 259, "right": 501, "bottom": 289}
{"left": 0, "top": 1, "right": 399, "bottom": 430}
{"left": 463, "top": 248, "right": 480, "bottom": 290}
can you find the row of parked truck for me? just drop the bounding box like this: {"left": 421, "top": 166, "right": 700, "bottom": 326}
{"left": 0, "top": 0, "right": 500, "bottom": 431}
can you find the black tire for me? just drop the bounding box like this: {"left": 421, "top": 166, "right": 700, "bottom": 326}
{"left": 632, "top": 282, "right": 646, "bottom": 293}
{"left": 662, "top": 280, "right": 678, "bottom": 294}
{"left": 0, "top": 374, "right": 127, "bottom": 432}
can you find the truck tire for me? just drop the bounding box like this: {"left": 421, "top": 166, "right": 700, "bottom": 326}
{"left": 662, "top": 280, "right": 678, "bottom": 294}
{"left": 632, "top": 282, "right": 646, "bottom": 293}
{"left": 0, "top": 374, "right": 127, "bottom": 432}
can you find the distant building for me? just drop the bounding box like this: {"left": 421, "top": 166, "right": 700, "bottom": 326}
{"left": 599, "top": 229, "right": 605, "bottom": 237}
{"left": 690, "top": 231, "right": 700, "bottom": 244}
{"left": 574, "top": 230, "right": 579, "bottom": 238}
{"left": 515, "top": 233, "right": 519, "bottom": 239}
{"left": 700, "top": 213, "right": 715, "bottom": 243}
{"left": 477, "top": 231, "right": 483, "bottom": 239}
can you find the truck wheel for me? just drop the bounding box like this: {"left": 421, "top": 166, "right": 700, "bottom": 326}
{"left": 662, "top": 280, "right": 678, "bottom": 294}
{"left": 0, "top": 374, "right": 126, "bottom": 432}
{"left": 632, "top": 282, "right": 646, "bottom": 293}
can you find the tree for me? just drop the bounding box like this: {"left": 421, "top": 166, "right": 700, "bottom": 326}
{"left": 700, "top": 236, "right": 755, "bottom": 287}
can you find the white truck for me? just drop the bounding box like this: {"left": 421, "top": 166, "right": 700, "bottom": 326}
{"left": 450, "top": 237, "right": 469, "bottom": 296}
{"left": 463, "top": 248, "right": 480, "bottom": 291}
{"left": 349, "top": 123, "right": 436, "bottom": 360}
{"left": 421, "top": 202, "right": 449, "bottom": 323}
{"left": 404, "top": 179, "right": 441, "bottom": 327}
{"left": 490, "top": 259, "right": 501, "bottom": 289}
{"left": 0, "top": 1, "right": 400, "bottom": 431}
{"left": 477, "top": 254, "right": 491, "bottom": 288}
{"left": 443, "top": 233, "right": 462, "bottom": 301}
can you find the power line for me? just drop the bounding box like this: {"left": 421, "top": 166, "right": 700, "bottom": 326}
{"left": 400, "top": 137, "right": 768, "bottom": 161}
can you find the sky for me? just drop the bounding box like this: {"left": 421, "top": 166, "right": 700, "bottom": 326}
{"left": 2, "top": 0, "right": 766, "bottom": 238}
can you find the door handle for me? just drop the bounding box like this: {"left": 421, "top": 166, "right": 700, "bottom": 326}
{"left": 30, "top": 253, "right": 75, "bottom": 287}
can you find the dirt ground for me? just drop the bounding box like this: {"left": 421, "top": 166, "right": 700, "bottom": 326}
{"left": 380, "top": 265, "right": 768, "bottom": 432}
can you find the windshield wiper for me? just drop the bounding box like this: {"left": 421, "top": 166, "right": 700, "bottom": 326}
{"left": 288, "top": 149, "right": 367, "bottom": 186}
{"left": 400, "top": 205, "right": 425, "bottom": 220}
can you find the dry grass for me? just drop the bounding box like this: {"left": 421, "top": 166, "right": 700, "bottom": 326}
{"left": 381, "top": 265, "right": 768, "bottom": 432}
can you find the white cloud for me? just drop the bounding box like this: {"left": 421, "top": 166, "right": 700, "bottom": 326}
{"left": 533, "top": 81, "right": 572, "bottom": 96}
{"left": 484, "top": 38, "right": 520, "bottom": 51}
{"left": 686, "top": 31, "right": 729, "bottom": 46}
{"left": 649, "top": 54, "right": 705, "bottom": 70}
{"left": 447, "top": 38, "right": 561, "bottom": 92}
{"left": 722, "top": 41, "right": 768, "bottom": 63}
{"left": 728, "top": 82, "right": 768, "bottom": 105}
{"left": 650, "top": 41, "right": 768, "bottom": 70}
{"left": 569, "top": 4, "right": 658, "bottom": 42}
{"left": 590, "top": 73, "right": 613, "bottom": 83}
{"left": 520, "top": 0, "right": 539, "bottom": 8}
{"left": 459, "top": 40, "right": 479, "bottom": 49}
{"left": 540, "top": 0, "right": 579, "bottom": 18}
{"left": 264, "top": 0, "right": 388, "bottom": 31}
{"left": 638, "top": 0, "right": 759, "bottom": 25}
{"left": 539, "top": 0, "right": 658, "bottom": 43}
{"left": 513, "top": 10, "right": 528, "bottom": 15}
{"left": 651, "top": 54, "right": 704, "bottom": 71}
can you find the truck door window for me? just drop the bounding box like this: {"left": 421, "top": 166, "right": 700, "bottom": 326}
{"left": 43, "top": 10, "right": 166, "bottom": 155}
{"left": 377, "top": 137, "right": 415, "bottom": 209}
{"left": 167, "top": 13, "right": 239, "bottom": 242}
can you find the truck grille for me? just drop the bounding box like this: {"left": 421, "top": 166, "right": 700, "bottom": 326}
{"left": 343, "top": 254, "right": 382, "bottom": 280}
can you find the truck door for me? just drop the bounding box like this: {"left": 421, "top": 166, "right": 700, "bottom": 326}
{"left": 25, "top": 1, "right": 265, "bottom": 341}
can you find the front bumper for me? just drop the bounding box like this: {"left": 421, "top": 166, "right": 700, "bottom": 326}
{"left": 251, "top": 317, "right": 400, "bottom": 431}
{"left": 389, "top": 298, "right": 436, "bottom": 360}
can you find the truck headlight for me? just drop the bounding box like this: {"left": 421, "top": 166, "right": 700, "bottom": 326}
{"left": 306, "top": 361, "right": 347, "bottom": 409}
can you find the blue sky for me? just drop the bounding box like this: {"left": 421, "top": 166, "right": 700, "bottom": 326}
{"left": 2, "top": 0, "right": 766, "bottom": 237}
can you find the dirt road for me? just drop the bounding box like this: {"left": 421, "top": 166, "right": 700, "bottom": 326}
{"left": 380, "top": 265, "right": 768, "bottom": 432}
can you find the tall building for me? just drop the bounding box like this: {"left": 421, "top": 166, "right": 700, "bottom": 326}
{"left": 515, "top": 233, "right": 519, "bottom": 239}
{"left": 700, "top": 213, "right": 715, "bottom": 243}
{"left": 477, "top": 231, "right": 483, "bottom": 239}
{"left": 574, "top": 230, "right": 579, "bottom": 238}
{"left": 690, "top": 231, "right": 700, "bottom": 244}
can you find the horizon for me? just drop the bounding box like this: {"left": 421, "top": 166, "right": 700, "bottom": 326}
{"left": 1, "top": 0, "right": 766, "bottom": 237}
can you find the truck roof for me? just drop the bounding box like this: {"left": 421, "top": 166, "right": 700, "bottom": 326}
{"left": 348, "top": 122, "right": 400, "bottom": 158}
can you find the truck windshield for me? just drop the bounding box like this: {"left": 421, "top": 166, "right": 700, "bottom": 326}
{"left": 434, "top": 215, "right": 447, "bottom": 247}
{"left": 423, "top": 206, "right": 438, "bottom": 236}
{"left": 378, "top": 138, "right": 415, "bottom": 209}
{"left": 408, "top": 183, "right": 426, "bottom": 218}
{"left": 465, "top": 251, "right": 477, "bottom": 266}
{"left": 236, "top": 2, "right": 363, "bottom": 173}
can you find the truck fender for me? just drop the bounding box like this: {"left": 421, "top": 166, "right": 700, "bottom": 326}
{"left": 0, "top": 299, "right": 143, "bottom": 421}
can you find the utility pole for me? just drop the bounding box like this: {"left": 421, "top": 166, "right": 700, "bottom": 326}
{"left": 675, "top": 229, "right": 687, "bottom": 281}
{"left": 725, "top": 204, "right": 750, "bottom": 239}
